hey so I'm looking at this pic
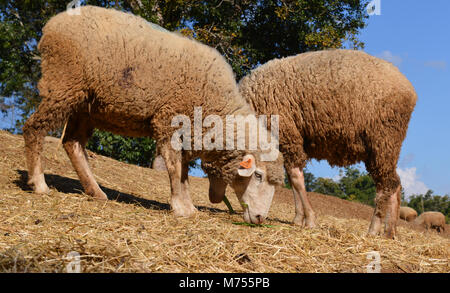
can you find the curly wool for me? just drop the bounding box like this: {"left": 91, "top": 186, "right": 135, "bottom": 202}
{"left": 415, "top": 211, "right": 446, "bottom": 231}
{"left": 239, "top": 49, "right": 417, "bottom": 192}
{"left": 31, "top": 5, "right": 283, "bottom": 185}
{"left": 399, "top": 206, "right": 418, "bottom": 222}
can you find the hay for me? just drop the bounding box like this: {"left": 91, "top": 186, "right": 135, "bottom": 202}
{"left": 0, "top": 130, "right": 448, "bottom": 272}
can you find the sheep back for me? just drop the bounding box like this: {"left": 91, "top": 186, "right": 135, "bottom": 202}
{"left": 239, "top": 50, "right": 417, "bottom": 181}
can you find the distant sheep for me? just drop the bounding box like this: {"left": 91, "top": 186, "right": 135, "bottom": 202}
{"left": 239, "top": 49, "right": 417, "bottom": 237}
{"left": 399, "top": 206, "right": 418, "bottom": 222}
{"left": 415, "top": 211, "right": 446, "bottom": 233}
{"left": 23, "top": 6, "right": 283, "bottom": 224}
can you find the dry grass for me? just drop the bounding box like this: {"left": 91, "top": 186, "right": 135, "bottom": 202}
{"left": 0, "top": 130, "right": 448, "bottom": 273}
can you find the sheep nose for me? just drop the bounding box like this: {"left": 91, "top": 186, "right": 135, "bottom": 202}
{"left": 255, "top": 215, "right": 264, "bottom": 224}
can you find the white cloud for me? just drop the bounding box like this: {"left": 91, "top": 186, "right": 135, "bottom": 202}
{"left": 377, "top": 50, "right": 403, "bottom": 67}
{"left": 397, "top": 167, "right": 429, "bottom": 198}
{"left": 332, "top": 173, "right": 343, "bottom": 182}
{"left": 424, "top": 60, "right": 447, "bottom": 70}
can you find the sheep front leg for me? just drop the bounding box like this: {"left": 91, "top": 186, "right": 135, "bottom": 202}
{"left": 287, "top": 167, "right": 316, "bottom": 228}
{"left": 286, "top": 170, "right": 305, "bottom": 226}
{"left": 160, "top": 143, "right": 197, "bottom": 217}
{"left": 62, "top": 118, "right": 107, "bottom": 200}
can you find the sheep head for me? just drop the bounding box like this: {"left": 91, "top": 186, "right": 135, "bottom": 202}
{"left": 207, "top": 152, "right": 284, "bottom": 224}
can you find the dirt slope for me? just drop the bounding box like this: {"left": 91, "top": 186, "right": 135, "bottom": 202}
{"left": 0, "top": 130, "right": 448, "bottom": 272}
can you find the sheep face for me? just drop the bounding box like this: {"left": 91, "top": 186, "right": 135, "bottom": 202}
{"left": 231, "top": 154, "right": 276, "bottom": 224}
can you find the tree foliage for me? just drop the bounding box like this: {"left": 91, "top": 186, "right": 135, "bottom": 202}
{"left": 311, "top": 166, "right": 376, "bottom": 205}
{"left": 1, "top": 0, "right": 370, "bottom": 166}
{"left": 284, "top": 166, "right": 376, "bottom": 205}
{"left": 406, "top": 190, "right": 450, "bottom": 223}
{"left": 87, "top": 129, "right": 156, "bottom": 167}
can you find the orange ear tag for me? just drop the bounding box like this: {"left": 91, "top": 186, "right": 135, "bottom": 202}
{"left": 239, "top": 158, "right": 252, "bottom": 169}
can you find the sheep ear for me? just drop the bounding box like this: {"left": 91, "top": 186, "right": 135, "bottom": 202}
{"left": 237, "top": 155, "right": 256, "bottom": 177}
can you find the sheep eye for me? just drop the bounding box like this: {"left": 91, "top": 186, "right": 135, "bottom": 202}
{"left": 254, "top": 172, "right": 263, "bottom": 182}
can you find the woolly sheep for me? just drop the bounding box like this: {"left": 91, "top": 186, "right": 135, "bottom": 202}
{"left": 399, "top": 206, "right": 418, "bottom": 222}
{"left": 415, "top": 211, "right": 446, "bottom": 233}
{"left": 23, "top": 6, "right": 284, "bottom": 224}
{"left": 238, "top": 49, "right": 417, "bottom": 237}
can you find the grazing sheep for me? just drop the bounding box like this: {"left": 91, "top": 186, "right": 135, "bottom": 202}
{"left": 399, "top": 206, "right": 418, "bottom": 222}
{"left": 23, "top": 6, "right": 283, "bottom": 224}
{"left": 239, "top": 49, "right": 417, "bottom": 237}
{"left": 415, "top": 211, "right": 446, "bottom": 233}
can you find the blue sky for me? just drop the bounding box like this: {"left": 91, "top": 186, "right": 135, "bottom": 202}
{"left": 1, "top": 1, "right": 448, "bottom": 196}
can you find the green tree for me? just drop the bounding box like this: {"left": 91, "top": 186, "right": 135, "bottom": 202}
{"left": 87, "top": 129, "right": 156, "bottom": 167}
{"left": 407, "top": 190, "right": 450, "bottom": 223}
{"left": 314, "top": 177, "right": 345, "bottom": 198}
{"left": 338, "top": 167, "right": 376, "bottom": 204}
{"left": 298, "top": 166, "right": 375, "bottom": 205}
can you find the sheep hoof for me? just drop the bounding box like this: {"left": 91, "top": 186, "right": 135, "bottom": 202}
{"left": 292, "top": 215, "right": 305, "bottom": 227}
{"left": 28, "top": 174, "right": 50, "bottom": 195}
{"left": 173, "top": 207, "right": 197, "bottom": 218}
{"left": 172, "top": 199, "right": 197, "bottom": 218}
{"left": 384, "top": 229, "right": 396, "bottom": 239}
{"left": 33, "top": 182, "right": 51, "bottom": 195}
{"left": 93, "top": 191, "right": 108, "bottom": 201}
{"left": 367, "top": 228, "right": 381, "bottom": 236}
{"left": 305, "top": 219, "right": 316, "bottom": 229}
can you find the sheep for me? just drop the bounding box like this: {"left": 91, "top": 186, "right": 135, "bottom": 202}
{"left": 399, "top": 206, "right": 418, "bottom": 222}
{"left": 238, "top": 49, "right": 417, "bottom": 237}
{"left": 23, "top": 6, "right": 284, "bottom": 224}
{"left": 415, "top": 211, "right": 446, "bottom": 233}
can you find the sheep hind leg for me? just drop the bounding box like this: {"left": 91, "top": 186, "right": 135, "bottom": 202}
{"left": 287, "top": 167, "right": 316, "bottom": 228}
{"left": 160, "top": 143, "right": 196, "bottom": 217}
{"left": 23, "top": 120, "right": 50, "bottom": 194}
{"left": 384, "top": 185, "right": 401, "bottom": 238}
{"left": 23, "top": 100, "right": 70, "bottom": 194}
{"left": 62, "top": 116, "right": 107, "bottom": 200}
{"left": 368, "top": 184, "right": 401, "bottom": 238}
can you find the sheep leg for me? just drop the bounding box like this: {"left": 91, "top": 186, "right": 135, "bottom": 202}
{"left": 23, "top": 99, "right": 70, "bottom": 194}
{"left": 368, "top": 185, "right": 401, "bottom": 238}
{"left": 368, "top": 190, "right": 385, "bottom": 236}
{"left": 180, "top": 156, "right": 194, "bottom": 211}
{"left": 23, "top": 118, "right": 50, "bottom": 194}
{"left": 160, "top": 143, "right": 197, "bottom": 217}
{"left": 384, "top": 185, "right": 401, "bottom": 238}
{"left": 287, "top": 167, "right": 316, "bottom": 228}
{"left": 285, "top": 170, "right": 305, "bottom": 226}
{"left": 62, "top": 117, "right": 107, "bottom": 200}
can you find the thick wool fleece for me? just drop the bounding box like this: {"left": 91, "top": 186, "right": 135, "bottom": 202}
{"left": 399, "top": 206, "right": 417, "bottom": 222}
{"left": 30, "top": 5, "right": 283, "bottom": 185}
{"left": 239, "top": 49, "right": 417, "bottom": 192}
{"left": 415, "top": 211, "right": 446, "bottom": 232}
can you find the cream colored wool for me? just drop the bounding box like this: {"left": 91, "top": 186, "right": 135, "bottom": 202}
{"left": 239, "top": 49, "right": 417, "bottom": 192}
{"left": 23, "top": 6, "right": 284, "bottom": 191}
